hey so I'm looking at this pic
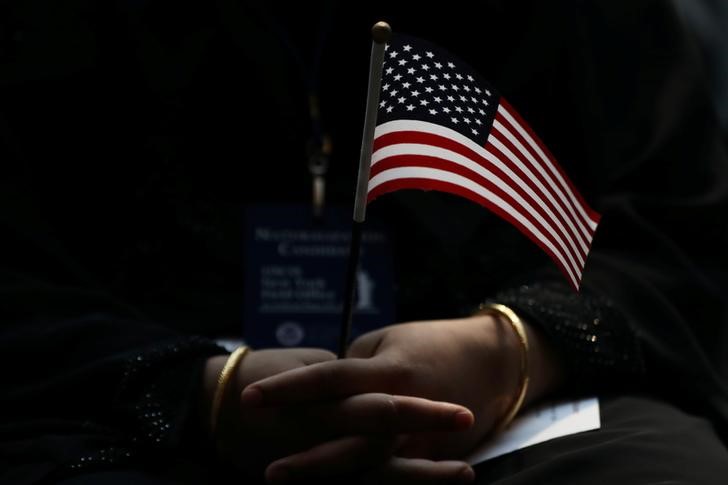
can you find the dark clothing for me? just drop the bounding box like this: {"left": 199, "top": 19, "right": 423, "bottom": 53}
{"left": 476, "top": 396, "right": 728, "bottom": 484}
{"left": 46, "top": 397, "right": 728, "bottom": 485}
{"left": 1, "top": 0, "right": 727, "bottom": 483}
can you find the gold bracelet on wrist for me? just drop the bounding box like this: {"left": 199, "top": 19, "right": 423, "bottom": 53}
{"left": 479, "top": 303, "right": 530, "bottom": 433}
{"left": 210, "top": 346, "right": 250, "bottom": 436}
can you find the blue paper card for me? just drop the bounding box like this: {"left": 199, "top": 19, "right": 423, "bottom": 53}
{"left": 243, "top": 205, "right": 395, "bottom": 351}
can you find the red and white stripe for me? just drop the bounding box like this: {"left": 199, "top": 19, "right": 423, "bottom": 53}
{"left": 368, "top": 100, "right": 601, "bottom": 290}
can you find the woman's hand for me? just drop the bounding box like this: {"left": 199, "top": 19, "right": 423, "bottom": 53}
{"left": 347, "top": 315, "right": 521, "bottom": 459}
{"left": 241, "top": 314, "right": 564, "bottom": 462}
{"left": 202, "top": 347, "right": 477, "bottom": 483}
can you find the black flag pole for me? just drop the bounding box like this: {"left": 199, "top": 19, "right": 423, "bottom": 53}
{"left": 338, "top": 21, "right": 392, "bottom": 358}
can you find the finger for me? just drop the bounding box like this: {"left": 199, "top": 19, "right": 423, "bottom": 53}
{"left": 310, "top": 394, "right": 474, "bottom": 435}
{"left": 265, "top": 435, "right": 398, "bottom": 483}
{"left": 240, "top": 357, "right": 403, "bottom": 407}
{"left": 362, "top": 457, "right": 475, "bottom": 484}
{"left": 236, "top": 348, "right": 336, "bottom": 388}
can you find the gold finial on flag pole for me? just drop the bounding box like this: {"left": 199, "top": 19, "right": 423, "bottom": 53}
{"left": 371, "top": 21, "right": 392, "bottom": 44}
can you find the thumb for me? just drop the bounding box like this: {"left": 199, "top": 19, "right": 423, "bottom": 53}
{"left": 288, "top": 348, "right": 337, "bottom": 365}
{"left": 347, "top": 328, "right": 387, "bottom": 359}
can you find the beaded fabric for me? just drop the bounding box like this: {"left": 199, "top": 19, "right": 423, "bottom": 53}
{"left": 489, "top": 281, "right": 646, "bottom": 387}
{"left": 61, "top": 336, "right": 222, "bottom": 476}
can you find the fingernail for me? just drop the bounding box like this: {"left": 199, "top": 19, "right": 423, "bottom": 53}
{"left": 459, "top": 466, "right": 475, "bottom": 483}
{"left": 240, "top": 386, "right": 263, "bottom": 407}
{"left": 453, "top": 410, "right": 474, "bottom": 429}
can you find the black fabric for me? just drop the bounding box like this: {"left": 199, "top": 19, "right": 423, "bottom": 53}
{"left": 26, "top": 397, "right": 728, "bottom": 485}
{"left": 0, "top": 314, "right": 222, "bottom": 484}
{"left": 1, "top": 0, "right": 727, "bottom": 483}
{"left": 474, "top": 395, "right": 728, "bottom": 484}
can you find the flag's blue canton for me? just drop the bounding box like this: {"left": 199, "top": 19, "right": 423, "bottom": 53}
{"left": 378, "top": 35, "right": 500, "bottom": 146}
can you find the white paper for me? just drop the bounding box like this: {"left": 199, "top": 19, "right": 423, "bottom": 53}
{"left": 466, "top": 397, "right": 600, "bottom": 464}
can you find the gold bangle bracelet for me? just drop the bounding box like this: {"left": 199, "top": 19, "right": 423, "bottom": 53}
{"left": 479, "top": 303, "right": 530, "bottom": 433}
{"left": 210, "top": 346, "right": 250, "bottom": 436}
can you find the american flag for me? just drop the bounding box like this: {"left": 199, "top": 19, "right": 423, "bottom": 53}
{"left": 368, "top": 34, "right": 601, "bottom": 290}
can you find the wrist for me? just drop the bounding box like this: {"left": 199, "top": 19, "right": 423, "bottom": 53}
{"left": 201, "top": 347, "right": 255, "bottom": 458}
{"left": 456, "top": 313, "right": 522, "bottom": 427}
{"left": 201, "top": 355, "right": 228, "bottom": 437}
{"left": 522, "top": 321, "right": 564, "bottom": 407}
{"left": 474, "top": 304, "right": 564, "bottom": 421}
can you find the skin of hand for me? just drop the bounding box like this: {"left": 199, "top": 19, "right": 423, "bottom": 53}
{"left": 239, "top": 313, "right": 564, "bottom": 470}
{"left": 201, "top": 348, "right": 478, "bottom": 483}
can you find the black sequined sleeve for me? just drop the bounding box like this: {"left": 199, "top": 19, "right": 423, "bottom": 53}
{"left": 487, "top": 280, "right": 646, "bottom": 392}
{"left": 1, "top": 308, "right": 224, "bottom": 484}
